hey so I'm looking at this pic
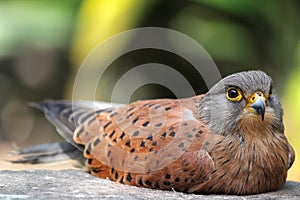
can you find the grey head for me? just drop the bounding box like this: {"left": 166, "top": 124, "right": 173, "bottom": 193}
{"left": 198, "top": 70, "right": 283, "bottom": 136}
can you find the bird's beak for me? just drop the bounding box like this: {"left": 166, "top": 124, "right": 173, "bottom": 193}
{"left": 246, "top": 92, "right": 266, "bottom": 121}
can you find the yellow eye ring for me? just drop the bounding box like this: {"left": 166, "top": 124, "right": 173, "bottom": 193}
{"left": 226, "top": 87, "right": 243, "bottom": 101}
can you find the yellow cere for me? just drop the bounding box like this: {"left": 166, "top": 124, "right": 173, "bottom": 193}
{"left": 247, "top": 92, "right": 266, "bottom": 104}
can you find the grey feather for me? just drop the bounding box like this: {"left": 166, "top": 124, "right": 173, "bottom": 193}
{"left": 8, "top": 100, "right": 121, "bottom": 164}
{"left": 30, "top": 100, "right": 123, "bottom": 151}
{"left": 10, "top": 142, "right": 83, "bottom": 164}
{"left": 10, "top": 100, "right": 123, "bottom": 164}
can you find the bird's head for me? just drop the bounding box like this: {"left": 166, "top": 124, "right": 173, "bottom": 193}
{"left": 199, "top": 70, "right": 284, "bottom": 136}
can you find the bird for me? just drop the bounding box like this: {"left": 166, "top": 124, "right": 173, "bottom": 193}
{"left": 13, "top": 70, "right": 295, "bottom": 195}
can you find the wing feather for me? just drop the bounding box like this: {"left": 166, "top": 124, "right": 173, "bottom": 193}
{"left": 73, "top": 95, "right": 223, "bottom": 191}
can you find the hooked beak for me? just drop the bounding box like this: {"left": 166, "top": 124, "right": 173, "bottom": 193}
{"left": 247, "top": 92, "right": 266, "bottom": 121}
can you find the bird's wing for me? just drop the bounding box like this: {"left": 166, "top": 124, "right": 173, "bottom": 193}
{"left": 73, "top": 96, "right": 204, "bottom": 152}
{"left": 73, "top": 95, "right": 220, "bottom": 186}
{"left": 126, "top": 120, "right": 222, "bottom": 192}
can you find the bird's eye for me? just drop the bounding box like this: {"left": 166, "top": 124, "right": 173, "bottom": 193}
{"left": 226, "top": 87, "right": 243, "bottom": 101}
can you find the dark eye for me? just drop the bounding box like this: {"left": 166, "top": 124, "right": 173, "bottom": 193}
{"left": 228, "top": 89, "right": 238, "bottom": 98}
{"left": 269, "top": 84, "right": 273, "bottom": 95}
{"left": 226, "top": 87, "right": 243, "bottom": 101}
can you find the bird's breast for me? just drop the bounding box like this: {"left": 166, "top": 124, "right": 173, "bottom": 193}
{"left": 204, "top": 133, "right": 290, "bottom": 194}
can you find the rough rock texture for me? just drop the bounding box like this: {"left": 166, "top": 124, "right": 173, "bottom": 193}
{"left": 0, "top": 170, "right": 299, "bottom": 199}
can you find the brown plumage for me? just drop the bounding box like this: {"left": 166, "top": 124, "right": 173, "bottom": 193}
{"left": 18, "top": 70, "right": 295, "bottom": 195}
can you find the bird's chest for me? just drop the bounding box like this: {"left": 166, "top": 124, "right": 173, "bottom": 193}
{"left": 207, "top": 135, "right": 289, "bottom": 194}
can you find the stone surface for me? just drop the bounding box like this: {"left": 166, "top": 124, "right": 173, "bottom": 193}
{"left": 0, "top": 170, "right": 299, "bottom": 199}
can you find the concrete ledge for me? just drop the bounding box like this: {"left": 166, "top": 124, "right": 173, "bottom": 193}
{"left": 0, "top": 170, "right": 299, "bottom": 199}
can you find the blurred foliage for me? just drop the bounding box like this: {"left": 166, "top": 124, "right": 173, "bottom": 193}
{"left": 0, "top": 0, "right": 299, "bottom": 180}
{"left": 284, "top": 43, "right": 300, "bottom": 182}
{"left": 0, "top": 0, "right": 81, "bottom": 145}
{"left": 0, "top": 0, "right": 80, "bottom": 56}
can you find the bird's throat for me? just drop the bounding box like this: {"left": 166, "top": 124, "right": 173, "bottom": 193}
{"left": 237, "top": 110, "right": 279, "bottom": 138}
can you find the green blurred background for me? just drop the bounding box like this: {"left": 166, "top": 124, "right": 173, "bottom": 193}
{"left": 0, "top": 0, "right": 299, "bottom": 180}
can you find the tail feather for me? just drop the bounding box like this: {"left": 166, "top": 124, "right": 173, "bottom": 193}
{"left": 30, "top": 101, "right": 85, "bottom": 151}
{"left": 10, "top": 100, "right": 124, "bottom": 164}
{"left": 10, "top": 142, "right": 84, "bottom": 164}
{"left": 30, "top": 100, "right": 115, "bottom": 151}
{"left": 11, "top": 141, "right": 76, "bottom": 155}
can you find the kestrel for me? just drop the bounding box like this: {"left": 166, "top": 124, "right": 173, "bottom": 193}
{"left": 14, "top": 70, "right": 295, "bottom": 195}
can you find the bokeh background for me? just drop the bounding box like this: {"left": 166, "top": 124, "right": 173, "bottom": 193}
{"left": 0, "top": 0, "right": 299, "bottom": 180}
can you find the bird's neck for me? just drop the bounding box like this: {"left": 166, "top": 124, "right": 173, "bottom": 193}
{"left": 208, "top": 125, "right": 290, "bottom": 194}
{"left": 235, "top": 109, "right": 284, "bottom": 139}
